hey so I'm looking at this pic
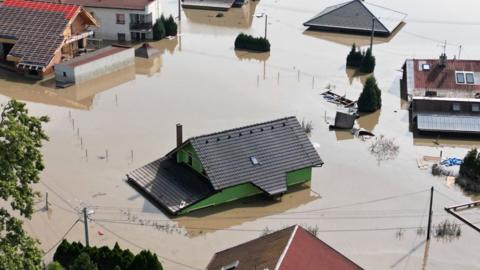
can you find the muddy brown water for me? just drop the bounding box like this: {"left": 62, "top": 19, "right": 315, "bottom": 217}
{"left": 1, "top": 0, "right": 480, "bottom": 269}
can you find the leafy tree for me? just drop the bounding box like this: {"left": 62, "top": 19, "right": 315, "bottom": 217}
{"left": 163, "top": 15, "right": 178, "bottom": 36}
{"left": 128, "top": 250, "right": 162, "bottom": 270}
{"left": 357, "top": 76, "right": 382, "bottom": 113}
{"left": 0, "top": 100, "right": 49, "bottom": 270}
{"left": 234, "top": 33, "right": 270, "bottom": 52}
{"left": 47, "top": 262, "right": 64, "bottom": 270}
{"left": 458, "top": 149, "right": 480, "bottom": 192}
{"left": 71, "top": 253, "right": 98, "bottom": 270}
{"left": 153, "top": 18, "right": 166, "bottom": 40}
{"left": 360, "top": 48, "right": 376, "bottom": 73}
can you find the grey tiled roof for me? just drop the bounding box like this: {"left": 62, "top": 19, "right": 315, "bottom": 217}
{"left": 417, "top": 114, "right": 480, "bottom": 133}
{"left": 127, "top": 157, "right": 214, "bottom": 214}
{"left": 303, "top": 0, "right": 390, "bottom": 35}
{"left": 189, "top": 117, "right": 323, "bottom": 195}
{"left": 0, "top": 6, "right": 67, "bottom": 69}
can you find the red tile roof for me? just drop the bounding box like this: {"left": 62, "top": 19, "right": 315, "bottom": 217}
{"left": 56, "top": 0, "right": 152, "bottom": 10}
{"left": 2, "top": 0, "right": 79, "bottom": 19}
{"left": 280, "top": 226, "right": 363, "bottom": 270}
{"left": 206, "top": 225, "right": 363, "bottom": 270}
{"left": 413, "top": 59, "right": 480, "bottom": 91}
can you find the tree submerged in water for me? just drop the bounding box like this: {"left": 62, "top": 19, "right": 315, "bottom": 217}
{"left": 346, "top": 44, "right": 376, "bottom": 73}
{"left": 369, "top": 135, "right": 399, "bottom": 163}
{"left": 235, "top": 33, "right": 270, "bottom": 52}
{"left": 457, "top": 148, "right": 480, "bottom": 192}
{"left": 357, "top": 76, "right": 382, "bottom": 113}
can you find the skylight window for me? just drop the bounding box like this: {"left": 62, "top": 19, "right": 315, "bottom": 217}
{"left": 456, "top": 72, "right": 465, "bottom": 84}
{"left": 422, "top": 64, "right": 430, "bottom": 71}
{"left": 250, "top": 156, "right": 260, "bottom": 165}
{"left": 466, "top": 73, "right": 475, "bottom": 84}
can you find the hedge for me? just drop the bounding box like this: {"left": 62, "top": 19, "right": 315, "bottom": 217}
{"left": 346, "top": 44, "right": 376, "bottom": 73}
{"left": 234, "top": 33, "right": 270, "bottom": 52}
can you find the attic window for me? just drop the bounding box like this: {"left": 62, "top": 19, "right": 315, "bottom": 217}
{"left": 250, "top": 156, "right": 260, "bottom": 165}
{"left": 221, "top": 261, "right": 239, "bottom": 270}
{"left": 456, "top": 72, "right": 466, "bottom": 84}
{"left": 466, "top": 72, "right": 475, "bottom": 84}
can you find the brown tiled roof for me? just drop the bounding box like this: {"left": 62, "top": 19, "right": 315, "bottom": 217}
{"left": 412, "top": 59, "right": 480, "bottom": 91}
{"left": 206, "top": 225, "right": 363, "bottom": 270}
{"left": 56, "top": 0, "right": 152, "bottom": 10}
{"left": 0, "top": 1, "right": 78, "bottom": 69}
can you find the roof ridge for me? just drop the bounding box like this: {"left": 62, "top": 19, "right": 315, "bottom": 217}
{"left": 190, "top": 116, "right": 296, "bottom": 141}
{"left": 274, "top": 225, "right": 298, "bottom": 270}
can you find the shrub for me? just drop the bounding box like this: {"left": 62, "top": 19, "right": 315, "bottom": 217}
{"left": 153, "top": 18, "right": 166, "bottom": 40}
{"left": 163, "top": 15, "right": 178, "bottom": 36}
{"left": 71, "top": 253, "right": 98, "bottom": 270}
{"left": 457, "top": 149, "right": 480, "bottom": 192}
{"left": 53, "top": 241, "right": 162, "bottom": 270}
{"left": 48, "top": 261, "right": 64, "bottom": 270}
{"left": 360, "top": 48, "right": 376, "bottom": 73}
{"left": 357, "top": 76, "right": 381, "bottom": 112}
{"left": 346, "top": 44, "right": 363, "bottom": 67}
{"left": 234, "top": 33, "right": 270, "bottom": 52}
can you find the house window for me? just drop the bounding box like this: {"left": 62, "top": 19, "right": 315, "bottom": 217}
{"left": 117, "top": 33, "right": 126, "bottom": 41}
{"left": 62, "top": 72, "right": 66, "bottom": 77}
{"left": 472, "top": 104, "right": 480, "bottom": 112}
{"left": 456, "top": 72, "right": 465, "bottom": 84}
{"left": 452, "top": 103, "right": 461, "bottom": 112}
{"left": 466, "top": 73, "right": 475, "bottom": 84}
{"left": 187, "top": 153, "right": 193, "bottom": 166}
{"left": 116, "top": 13, "right": 125, "bottom": 24}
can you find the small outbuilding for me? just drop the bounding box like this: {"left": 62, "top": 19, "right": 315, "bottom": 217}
{"left": 127, "top": 117, "right": 323, "bottom": 215}
{"left": 303, "top": 0, "right": 406, "bottom": 37}
{"left": 206, "top": 225, "right": 363, "bottom": 270}
{"left": 55, "top": 45, "right": 134, "bottom": 87}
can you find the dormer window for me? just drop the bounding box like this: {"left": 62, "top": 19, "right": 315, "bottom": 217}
{"left": 456, "top": 72, "right": 465, "bottom": 84}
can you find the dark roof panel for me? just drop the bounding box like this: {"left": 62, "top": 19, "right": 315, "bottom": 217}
{"left": 189, "top": 117, "right": 323, "bottom": 195}
{"left": 417, "top": 113, "right": 480, "bottom": 133}
{"left": 127, "top": 157, "right": 214, "bottom": 214}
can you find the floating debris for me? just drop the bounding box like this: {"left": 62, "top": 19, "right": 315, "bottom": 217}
{"left": 369, "top": 135, "right": 399, "bottom": 163}
{"left": 321, "top": 90, "right": 356, "bottom": 107}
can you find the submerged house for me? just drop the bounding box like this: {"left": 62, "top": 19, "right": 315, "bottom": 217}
{"left": 127, "top": 117, "right": 323, "bottom": 215}
{"left": 0, "top": 0, "right": 97, "bottom": 78}
{"left": 303, "top": 0, "right": 406, "bottom": 37}
{"left": 402, "top": 57, "right": 480, "bottom": 134}
{"left": 206, "top": 225, "right": 363, "bottom": 270}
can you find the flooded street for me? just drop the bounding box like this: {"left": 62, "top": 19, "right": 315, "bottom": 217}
{"left": 1, "top": 0, "right": 480, "bottom": 269}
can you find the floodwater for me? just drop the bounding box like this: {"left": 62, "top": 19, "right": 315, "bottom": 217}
{"left": 1, "top": 0, "right": 480, "bottom": 269}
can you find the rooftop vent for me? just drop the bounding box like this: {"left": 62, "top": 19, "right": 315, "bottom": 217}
{"left": 250, "top": 156, "right": 260, "bottom": 165}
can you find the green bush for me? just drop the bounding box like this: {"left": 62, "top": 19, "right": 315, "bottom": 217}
{"left": 346, "top": 44, "right": 376, "bottom": 73}
{"left": 458, "top": 149, "right": 480, "bottom": 192}
{"left": 53, "top": 241, "right": 161, "bottom": 270}
{"left": 48, "top": 261, "right": 65, "bottom": 270}
{"left": 153, "top": 18, "right": 166, "bottom": 40}
{"left": 234, "top": 33, "right": 270, "bottom": 52}
{"left": 346, "top": 44, "right": 363, "bottom": 67}
{"left": 71, "top": 253, "right": 98, "bottom": 270}
{"left": 163, "top": 15, "right": 178, "bottom": 36}
{"left": 357, "top": 76, "right": 381, "bottom": 113}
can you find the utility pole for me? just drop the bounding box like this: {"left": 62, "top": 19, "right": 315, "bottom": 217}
{"left": 264, "top": 14, "right": 268, "bottom": 39}
{"left": 178, "top": 0, "right": 181, "bottom": 21}
{"left": 83, "top": 207, "right": 90, "bottom": 247}
{"left": 426, "top": 186, "right": 434, "bottom": 241}
{"left": 370, "top": 17, "right": 375, "bottom": 52}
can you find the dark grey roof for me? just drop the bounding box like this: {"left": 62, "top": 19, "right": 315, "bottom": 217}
{"left": 417, "top": 114, "right": 480, "bottom": 133}
{"left": 135, "top": 43, "right": 159, "bottom": 59}
{"left": 127, "top": 157, "right": 214, "bottom": 214}
{"left": 188, "top": 117, "right": 323, "bottom": 195}
{"left": 0, "top": 6, "right": 67, "bottom": 69}
{"left": 303, "top": 0, "right": 405, "bottom": 35}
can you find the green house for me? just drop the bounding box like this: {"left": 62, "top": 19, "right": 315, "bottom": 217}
{"left": 127, "top": 116, "right": 323, "bottom": 215}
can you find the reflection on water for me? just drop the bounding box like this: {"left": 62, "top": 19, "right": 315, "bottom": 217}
{"left": 302, "top": 22, "right": 405, "bottom": 47}
{"left": 135, "top": 55, "right": 163, "bottom": 77}
{"left": 0, "top": 65, "right": 136, "bottom": 110}
{"left": 334, "top": 130, "right": 354, "bottom": 141}
{"left": 345, "top": 67, "right": 369, "bottom": 85}
{"left": 413, "top": 134, "right": 480, "bottom": 148}
{"left": 184, "top": 0, "right": 259, "bottom": 28}
{"left": 357, "top": 111, "right": 380, "bottom": 132}
{"left": 174, "top": 183, "right": 318, "bottom": 238}
{"left": 234, "top": 50, "right": 270, "bottom": 62}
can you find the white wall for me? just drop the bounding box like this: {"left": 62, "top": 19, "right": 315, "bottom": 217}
{"left": 86, "top": 0, "right": 162, "bottom": 41}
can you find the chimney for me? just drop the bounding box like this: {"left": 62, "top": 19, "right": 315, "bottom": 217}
{"left": 176, "top": 123, "right": 183, "bottom": 147}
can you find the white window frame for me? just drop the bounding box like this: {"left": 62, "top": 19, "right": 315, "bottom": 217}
{"left": 465, "top": 72, "right": 475, "bottom": 84}
{"left": 452, "top": 103, "right": 461, "bottom": 112}
{"left": 472, "top": 104, "right": 480, "bottom": 112}
{"left": 455, "top": 72, "right": 466, "bottom": 84}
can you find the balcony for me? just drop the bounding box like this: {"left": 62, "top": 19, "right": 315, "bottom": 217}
{"left": 130, "top": 22, "right": 153, "bottom": 31}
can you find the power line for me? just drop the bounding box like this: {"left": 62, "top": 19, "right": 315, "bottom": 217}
{"left": 92, "top": 220, "right": 201, "bottom": 270}
{"left": 43, "top": 218, "right": 80, "bottom": 256}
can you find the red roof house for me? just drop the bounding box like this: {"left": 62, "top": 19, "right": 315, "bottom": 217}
{"left": 206, "top": 225, "right": 363, "bottom": 270}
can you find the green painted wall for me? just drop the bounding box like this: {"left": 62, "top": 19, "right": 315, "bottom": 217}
{"left": 176, "top": 143, "right": 205, "bottom": 175}
{"left": 286, "top": 167, "right": 312, "bottom": 186}
{"left": 179, "top": 182, "right": 263, "bottom": 214}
